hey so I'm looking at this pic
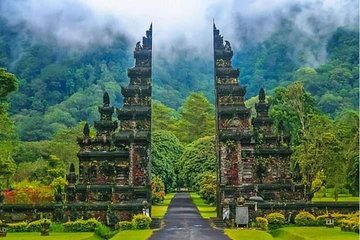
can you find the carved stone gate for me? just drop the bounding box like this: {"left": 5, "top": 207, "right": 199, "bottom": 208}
{"left": 213, "top": 24, "right": 304, "bottom": 220}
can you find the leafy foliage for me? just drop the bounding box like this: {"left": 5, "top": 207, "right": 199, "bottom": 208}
{"left": 294, "top": 211, "right": 316, "bottom": 226}
{"left": 63, "top": 218, "right": 101, "bottom": 232}
{"left": 198, "top": 171, "right": 217, "bottom": 204}
{"left": 94, "top": 224, "right": 117, "bottom": 239}
{"left": 178, "top": 136, "right": 216, "bottom": 189}
{"left": 255, "top": 217, "right": 269, "bottom": 231}
{"left": 266, "top": 212, "right": 286, "bottom": 229}
{"left": 175, "top": 92, "right": 215, "bottom": 144}
{"left": 3, "top": 180, "right": 54, "bottom": 204}
{"left": 151, "top": 130, "right": 183, "bottom": 191}
{"left": 151, "top": 176, "right": 165, "bottom": 204}
{"left": 117, "top": 221, "right": 134, "bottom": 231}
{"left": 132, "top": 214, "right": 152, "bottom": 230}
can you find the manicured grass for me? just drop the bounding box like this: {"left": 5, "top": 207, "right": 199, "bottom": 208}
{"left": 225, "top": 227, "right": 359, "bottom": 240}
{"left": 225, "top": 229, "right": 274, "bottom": 240}
{"left": 4, "top": 232, "right": 101, "bottom": 240}
{"left": 151, "top": 192, "right": 175, "bottom": 218}
{"left": 190, "top": 192, "right": 216, "bottom": 219}
{"left": 272, "top": 227, "right": 358, "bottom": 240}
{"left": 111, "top": 229, "right": 154, "bottom": 240}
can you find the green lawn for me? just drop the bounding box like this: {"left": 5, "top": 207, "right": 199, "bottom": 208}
{"left": 5, "top": 230, "right": 154, "bottom": 240}
{"left": 225, "top": 227, "right": 359, "bottom": 240}
{"left": 190, "top": 192, "right": 216, "bottom": 219}
{"left": 225, "top": 229, "right": 274, "bottom": 240}
{"left": 4, "top": 232, "right": 101, "bottom": 240}
{"left": 272, "top": 227, "right": 358, "bottom": 240}
{"left": 151, "top": 192, "right": 175, "bottom": 218}
{"left": 111, "top": 229, "right": 153, "bottom": 240}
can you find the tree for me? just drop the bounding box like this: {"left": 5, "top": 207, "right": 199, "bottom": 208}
{"left": 292, "top": 114, "right": 345, "bottom": 201}
{"left": 335, "top": 110, "right": 359, "bottom": 195}
{"left": 0, "top": 156, "right": 16, "bottom": 188}
{"left": 151, "top": 131, "right": 183, "bottom": 192}
{"left": 175, "top": 92, "right": 215, "bottom": 144}
{"left": 0, "top": 68, "right": 19, "bottom": 188}
{"left": 0, "top": 68, "right": 18, "bottom": 98}
{"left": 178, "top": 136, "right": 216, "bottom": 189}
{"left": 152, "top": 100, "right": 178, "bottom": 132}
{"left": 269, "top": 82, "right": 318, "bottom": 145}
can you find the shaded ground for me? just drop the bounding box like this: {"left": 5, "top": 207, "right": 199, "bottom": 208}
{"left": 149, "top": 192, "right": 229, "bottom": 240}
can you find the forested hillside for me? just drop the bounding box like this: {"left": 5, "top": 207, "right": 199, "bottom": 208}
{"left": 0, "top": 17, "right": 358, "bottom": 141}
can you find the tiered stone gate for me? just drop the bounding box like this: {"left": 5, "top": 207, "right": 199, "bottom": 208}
{"left": 0, "top": 24, "right": 357, "bottom": 225}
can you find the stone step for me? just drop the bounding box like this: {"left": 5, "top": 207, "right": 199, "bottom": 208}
{"left": 209, "top": 218, "right": 227, "bottom": 229}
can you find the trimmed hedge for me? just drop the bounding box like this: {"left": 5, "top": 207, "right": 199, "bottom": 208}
{"left": 7, "top": 221, "right": 28, "bottom": 232}
{"left": 295, "top": 211, "right": 316, "bottom": 226}
{"left": 340, "top": 219, "right": 360, "bottom": 233}
{"left": 132, "top": 214, "right": 152, "bottom": 230}
{"left": 27, "top": 218, "right": 51, "bottom": 232}
{"left": 117, "top": 221, "right": 134, "bottom": 231}
{"left": 63, "top": 218, "right": 101, "bottom": 232}
{"left": 255, "top": 217, "right": 268, "bottom": 231}
{"left": 266, "top": 212, "right": 285, "bottom": 228}
{"left": 7, "top": 219, "right": 51, "bottom": 232}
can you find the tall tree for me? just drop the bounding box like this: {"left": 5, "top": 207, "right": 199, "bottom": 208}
{"left": 151, "top": 130, "right": 184, "bottom": 192}
{"left": 177, "top": 136, "right": 216, "bottom": 189}
{"left": 175, "top": 92, "right": 215, "bottom": 144}
{"left": 152, "top": 100, "right": 178, "bottom": 132}
{"left": 269, "top": 82, "right": 318, "bottom": 145}
{"left": 0, "top": 68, "right": 18, "bottom": 188}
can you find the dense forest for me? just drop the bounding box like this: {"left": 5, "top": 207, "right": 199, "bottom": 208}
{"left": 0, "top": 14, "right": 358, "bottom": 204}
{"left": 0, "top": 17, "right": 358, "bottom": 141}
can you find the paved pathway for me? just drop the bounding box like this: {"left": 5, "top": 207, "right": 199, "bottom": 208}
{"left": 148, "top": 192, "right": 230, "bottom": 240}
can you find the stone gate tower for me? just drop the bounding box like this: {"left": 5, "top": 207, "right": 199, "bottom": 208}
{"left": 213, "top": 24, "right": 304, "bottom": 219}
{"left": 66, "top": 25, "right": 152, "bottom": 223}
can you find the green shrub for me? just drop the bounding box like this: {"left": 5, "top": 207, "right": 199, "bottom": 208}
{"left": 117, "top": 221, "right": 134, "bottom": 231}
{"left": 132, "top": 214, "right": 152, "bottom": 229}
{"left": 27, "top": 218, "right": 51, "bottom": 232}
{"left": 266, "top": 212, "right": 285, "bottom": 228}
{"left": 340, "top": 219, "right": 359, "bottom": 233}
{"left": 255, "top": 217, "right": 268, "bottom": 231}
{"left": 332, "top": 213, "right": 348, "bottom": 225}
{"left": 7, "top": 221, "right": 28, "bottom": 232}
{"left": 295, "top": 211, "right": 316, "bottom": 226}
{"left": 151, "top": 176, "right": 165, "bottom": 203}
{"left": 198, "top": 171, "right": 217, "bottom": 204}
{"left": 95, "top": 224, "right": 117, "bottom": 239}
{"left": 63, "top": 218, "right": 101, "bottom": 232}
{"left": 316, "top": 214, "right": 328, "bottom": 226}
{"left": 50, "top": 223, "right": 64, "bottom": 232}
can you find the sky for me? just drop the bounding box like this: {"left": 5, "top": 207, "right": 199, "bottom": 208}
{"left": 0, "top": 0, "right": 358, "bottom": 62}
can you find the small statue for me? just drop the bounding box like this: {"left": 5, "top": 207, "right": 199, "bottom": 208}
{"left": 135, "top": 41, "right": 142, "bottom": 50}
{"left": 224, "top": 40, "right": 231, "bottom": 51}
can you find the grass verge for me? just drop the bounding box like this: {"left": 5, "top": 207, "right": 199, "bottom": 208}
{"left": 225, "top": 227, "right": 359, "bottom": 240}
{"left": 4, "top": 232, "right": 101, "bottom": 240}
{"left": 190, "top": 192, "right": 216, "bottom": 219}
{"left": 151, "top": 192, "right": 175, "bottom": 218}
{"left": 111, "top": 229, "right": 154, "bottom": 240}
{"left": 225, "top": 229, "right": 274, "bottom": 240}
